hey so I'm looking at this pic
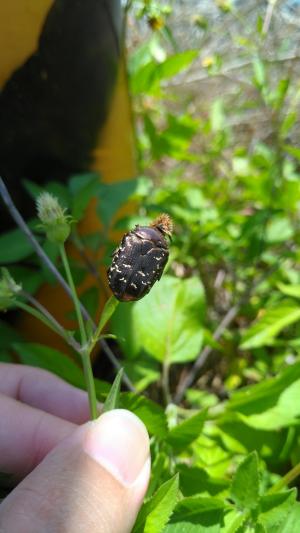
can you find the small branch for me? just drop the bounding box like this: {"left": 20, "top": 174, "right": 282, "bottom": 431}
{"left": 20, "top": 290, "right": 82, "bottom": 353}
{"left": 0, "top": 177, "right": 135, "bottom": 392}
{"left": 174, "top": 304, "right": 239, "bottom": 404}
{"left": 269, "top": 461, "right": 300, "bottom": 494}
{"left": 166, "top": 53, "right": 300, "bottom": 88}
{"left": 162, "top": 361, "right": 171, "bottom": 406}
{"left": 174, "top": 263, "right": 281, "bottom": 405}
{"left": 262, "top": 0, "right": 278, "bottom": 35}
{"left": 59, "top": 244, "right": 87, "bottom": 346}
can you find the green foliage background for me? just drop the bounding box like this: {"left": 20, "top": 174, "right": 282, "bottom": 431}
{"left": 1, "top": 1, "right": 300, "bottom": 531}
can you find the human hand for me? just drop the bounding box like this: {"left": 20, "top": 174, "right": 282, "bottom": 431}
{"left": 0, "top": 363, "right": 150, "bottom": 532}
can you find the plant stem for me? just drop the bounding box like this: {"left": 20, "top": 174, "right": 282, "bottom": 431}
{"left": 16, "top": 301, "right": 63, "bottom": 338}
{"left": 81, "top": 348, "right": 98, "bottom": 420}
{"left": 59, "top": 244, "right": 100, "bottom": 419}
{"left": 162, "top": 361, "right": 171, "bottom": 406}
{"left": 0, "top": 176, "right": 135, "bottom": 391}
{"left": 269, "top": 462, "right": 300, "bottom": 494}
{"left": 59, "top": 244, "right": 87, "bottom": 346}
{"left": 19, "top": 291, "right": 82, "bottom": 353}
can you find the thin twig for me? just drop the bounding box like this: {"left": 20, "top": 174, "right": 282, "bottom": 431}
{"left": 174, "top": 304, "right": 239, "bottom": 404}
{"left": 20, "top": 290, "right": 82, "bottom": 354}
{"left": 174, "top": 264, "right": 281, "bottom": 405}
{"left": 0, "top": 177, "right": 135, "bottom": 392}
{"left": 162, "top": 361, "right": 171, "bottom": 406}
{"left": 262, "top": 0, "right": 278, "bottom": 35}
{"left": 166, "top": 53, "right": 300, "bottom": 88}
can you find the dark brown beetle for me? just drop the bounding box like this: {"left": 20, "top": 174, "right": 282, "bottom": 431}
{"left": 107, "top": 214, "right": 173, "bottom": 301}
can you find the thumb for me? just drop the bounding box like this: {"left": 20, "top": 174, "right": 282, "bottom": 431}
{"left": 0, "top": 409, "right": 151, "bottom": 533}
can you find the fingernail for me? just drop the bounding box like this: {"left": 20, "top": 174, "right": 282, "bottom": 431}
{"left": 84, "top": 409, "right": 150, "bottom": 487}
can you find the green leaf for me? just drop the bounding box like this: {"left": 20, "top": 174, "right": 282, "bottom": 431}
{"left": 13, "top": 341, "right": 110, "bottom": 396}
{"left": 278, "top": 502, "right": 300, "bottom": 533}
{"left": 239, "top": 378, "right": 300, "bottom": 430}
{"left": 102, "top": 368, "right": 123, "bottom": 412}
{"left": 133, "top": 475, "right": 179, "bottom": 533}
{"left": 284, "top": 144, "right": 300, "bottom": 161}
{"left": 8, "top": 266, "right": 44, "bottom": 294}
{"left": 253, "top": 57, "right": 266, "bottom": 88}
{"left": 97, "top": 179, "right": 138, "bottom": 228}
{"left": 164, "top": 496, "right": 224, "bottom": 533}
{"left": 124, "top": 276, "right": 205, "bottom": 364}
{"left": 230, "top": 452, "right": 260, "bottom": 511}
{"left": 120, "top": 393, "right": 168, "bottom": 438}
{"left": 227, "top": 360, "right": 300, "bottom": 416}
{"left": 13, "top": 342, "right": 85, "bottom": 388}
{"left": 123, "top": 357, "right": 160, "bottom": 392}
{"left": 265, "top": 217, "right": 293, "bottom": 243}
{"left": 167, "top": 410, "right": 207, "bottom": 452}
{"left": 277, "top": 283, "right": 300, "bottom": 299}
{"left": 157, "top": 50, "right": 198, "bottom": 80}
{"left": 177, "top": 465, "right": 229, "bottom": 497}
{"left": 68, "top": 172, "right": 100, "bottom": 220}
{"left": 131, "top": 51, "right": 198, "bottom": 95}
{"left": 0, "top": 320, "right": 23, "bottom": 351}
{"left": 240, "top": 304, "right": 300, "bottom": 349}
{"left": 210, "top": 99, "right": 225, "bottom": 132}
{"left": 92, "top": 296, "right": 119, "bottom": 347}
{"left": 111, "top": 302, "right": 143, "bottom": 359}
{"left": 0, "top": 229, "right": 34, "bottom": 263}
{"left": 258, "top": 490, "right": 297, "bottom": 533}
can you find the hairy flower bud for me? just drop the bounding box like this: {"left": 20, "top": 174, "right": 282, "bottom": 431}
{"left": 36, "top": 192, "right": 71, "bottom": 243}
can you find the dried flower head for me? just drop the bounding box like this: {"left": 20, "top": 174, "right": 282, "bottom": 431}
{"left": 150, "top": 213, "right": 173, "bottom": 237}
{"left": 36, "top": 192, "right": 71, "bottom": 243}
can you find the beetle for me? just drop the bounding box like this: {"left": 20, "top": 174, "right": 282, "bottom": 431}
{"left": 107, "top": 214, "right": 173, "bottom": 302}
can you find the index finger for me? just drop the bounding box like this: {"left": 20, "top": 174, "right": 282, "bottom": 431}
{"left": 0, "top": 363, "right": 93, "bottom": 424}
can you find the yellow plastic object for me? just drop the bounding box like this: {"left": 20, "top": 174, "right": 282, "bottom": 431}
{"left": 0, "top": 1, "right": 136, "bottom": 351}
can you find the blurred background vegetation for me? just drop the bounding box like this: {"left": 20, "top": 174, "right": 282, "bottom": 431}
{"left": 1, "top": 0, "right": 300, "bottom": 528}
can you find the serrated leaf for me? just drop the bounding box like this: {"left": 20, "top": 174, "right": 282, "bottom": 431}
{"left": 258, "top": 490, "right": 297, "bottom": 533}
{"left": 120, "top": 393, "right": 168, "bottom": 438}
{"left": 167, "top": 410, "right": 207, "bottom": 452}
{"left": 278, "top": 502, "right": 300, "bottom": 533}
{"left": 231, "top": 452, "right": 260, "bottom": 511}
{"left": 222, "top": 509, "right": 247, "bottom": 533}
{"left": 164, "top": 496, "right": 224, "bottom": 533}
{"left": 102, "top": 368, "right": 123, "bottom": 412}
{"left": 133, "top": 475, "right": 179, "bottom": 533}
{"left": 240, "top": 305, "right": 300, "bottom": 349}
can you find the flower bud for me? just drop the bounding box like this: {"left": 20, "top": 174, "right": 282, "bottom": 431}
{"left": 0, "top": 268, "right": 22, "bottom": 311}
{"left": 36, "top": 192, "right": 71, "bottom": 243}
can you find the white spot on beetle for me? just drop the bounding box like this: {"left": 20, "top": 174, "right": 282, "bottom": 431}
{"left": 130, "top": 283, "right": 137, "bottom": 289}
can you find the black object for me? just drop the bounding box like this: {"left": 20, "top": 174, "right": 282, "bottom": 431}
{"left": 0, "top": 0, "right": 121, "bottom": 227}
{"left": 107, "top": 214, "right": 173, "bottom": 301}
